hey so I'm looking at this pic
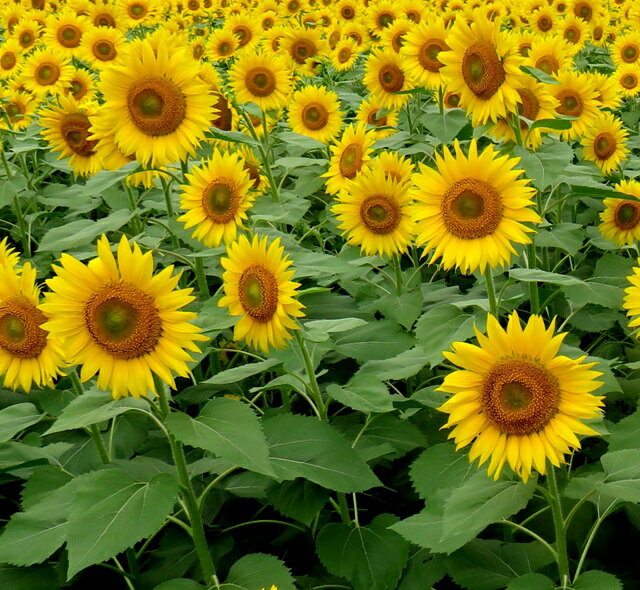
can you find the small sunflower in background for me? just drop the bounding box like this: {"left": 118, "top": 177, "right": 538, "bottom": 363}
{"left": 288, "top": 84, "right": 343, "bottom": 143}
{"left": 177, "top": 149, "right": 254, "bottom": 247}
{"left": 371, "top": 151, "right": 415, "bottom": 186}
{"left": 12, "top": 17, "right": 41, "bottom": 51}
{"left": 21, "top": 48, "right": 73, "bottom": 97}
{"left": 225, "top": 14, "right": 259, "bottom": 51}
{"left": 586, "top": 71, "right": 622, "bottom": 110}
{"left": 121, "top": 0, "right": 159, "bottom": 27}
{"left": 0, "top": 262, "right": 66, "bottom": 393}
{"left": 324, "top": 123, "right": 376, "bottom": 195}
{"left": 439, "top": 18, "right": 525, "bottom": 126}
{"left": 331, "top": 38, "right": 359, "bottom": 71}
{"left": 380, "top": 17, "right": 412, "bottom": 54}
{"left": 40, "top": 95, "right": 102, "bottom": 177}
{"left": 615, "top": 63, "right": 640, "bottom": 97}
{"left": 530, "top": 7, "right": 558, "bottom": 37}
{"left": 363, "top": 49, "right": 413, "bottom": 109}
{"left": 88, "top": 1, "right": 123, "bottom": 28}
{"left": 332, "top": 166, "right": 415, "bottom": 257}
{"left": 43, "top": 9, "right": 88, "bottom": 57}
{"left": 0, "top": 39, "right": 24, "bottom": 81}
{"left": 559, "top": 14, "right": 590, "bottom": 51}
{"left": 366, "top": 0, "right": 398, "bottom": 35}
{"left": 581, "top": 113, "right": 629, "bottom": 175}
{"left": 229, "top": 50, "right": 292, "bottom": 111}
{"left": 401, "top": 19, "right": 450, "bottom": 90}
{"left": 355, "top": 95, "right": 398, "bottom": 139}
{"left": 79, "top": 26, "right": 127, "bottom": 69}
{"left": 281, "top": 26, "right": 326, "bottom": 76}
{"left": 218, "top": 234, "right": 305, "bottom": 353}
{"left": 599, "top": 180, "right": 640, "bottom": 246}
{"left": 551, "top": 70, "right": 600, "bottom": 140}
{"left": 0, "top": 91, "right": 36, "bottom": 131}
{"left": 623, "top": 261, "right": 640, "bottom": 336}
{"left": 611, "top": 32, "right": 640, "bottom": 68}
{"left": 41, "top": 235, "right": 207, "bottom": 400}
{"left": 438, "top": 312, "right": 604, "bottom": 482}
{"left": 412, "top": 139, "right": 540, "bottom": 275}
{"left": 208, "top": 28, "right": 238, "bottom": 62}
{"left": 526, "top": 35, "right": 574, "bottom": 75}
{"left": 96, "top": 30, "right": 214, "bottom": 167}
{"left": 65, "top": 67, "right": 96, "bottom": 103}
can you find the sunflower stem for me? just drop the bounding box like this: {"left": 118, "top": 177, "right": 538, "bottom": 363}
{"left": 194, "top": 256, "right": 209, "bottom": 297}
{"left": 11, "top": 194, "right": 30, "bottom": 258}
{"left": 69, "top": 371, "right": 111, "bottom": 464}
{"left": 527, "top": 242, "right": 540, "bottom": 314}
{"left": 392, "top": 254, "right": 403, "bottom": 295}
{"left": 484, "top": 267, "right": 498, "bottom": 316}
{"left": 437, "top": 86, "right": 444, "bottom": 115}
{"left": 0, "top": 146, "right": 12, "bottom": 178}
{"left": 153, "top": 374, "right": 217, "bottom": 587}
{"left": 293, "top": 329, "right": 327, "bottom": 421}
{"left": 546, "top": 466, "right": 570, "bottom": 589}
{"left": 511, "top": 113, "right": 525, "bottom": 148}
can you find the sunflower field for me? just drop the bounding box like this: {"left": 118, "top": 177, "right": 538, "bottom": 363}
{"left": 4, "top": 0, "right": 640, "bottom": 589}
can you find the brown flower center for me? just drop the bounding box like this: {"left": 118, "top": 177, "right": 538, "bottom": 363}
{"left": 339, "top": 143, "right": 363, "bottom": 178}
{"left": 93, "top": 40, "right": 117, "bottom": 61}
{"left": 555, "top": 89, "right": 583, "bottom": 117}
{"left": 290, "top": 39, "right": 317, "bottom": 64}
{"left": 301, "top": 102, "right": 329, "bottom": 130}
{"left": 441, "top": 177, "right": 503, "bottom": 239}
{"left": 573, "top": 1, "right": 592, "bottom": 21}
{"left": 128, "top": 2, "right": 148, "bottom": 19}
{"left": 535, "top": 55, "right": 560, "bottom": 74}
{"left": 341, "top": 6, "right": 355, "bottom": 19}
{"left": 593, "top": 132, "right": 616, "bottom": 160}
{"left": 57, "top": 24, "right": 82, "bottom": 48}
{"left": 60, "top": 113, "right": 97, "bottom": 157}
{"left": 84, "top": 281, "right": 162, "bottom": 359}
{"left": 69, "top": 78, "right": 88, "bottom": 100}
{"left": 444, "top": 92, "right": 461, "bottom": 107}
{"left": 94, "top": 13, "right": 116, "bottom": 27}
{"left": 614, "top": 200, "right": 640, "bottom": 230}
{"left": 366, "top": 108, "right": 387, "bottom": 126}
{"left": 378, "top": 63, "right": 404, "bottom": 92}
{"left": 201, "top": 179, "right": 239, "bottom": 223}
{"left": 377, "top": 11, "right": 394, "bottom": 28}
{"left": 19, "top": 31, "right": 34, "bottom": 48}
{"left": 482, "top": 359, "right": 560, "bottom": 434}
{"left": 537, "top": 15, "right": 552, "bottom": 32}
{"left": 0, "top": 51, "right": 16, "bottom": 71}
{"left": 238, "top": 265, "right": 278, "bottom": 321}
{"left": 35, "top": 62, "right": 60, "bottom": 86}
{"left": 564, "top": 25, "right": 581, "bottom": 44}
{"left": 212, "top": 91, "right": 232, "bottom": 130}
{"left": 462, "top": 41, "right": 506, "bottom": 99}
{"left": 622, "top": 73, "right": 638, "bottom": 89}
{"left": 359, "top": 195, "right": 400, "bottom": 234}
{"left": 516, "top": 87, "right": 540, "bottom": 127}
{"left": 622, "top": 44, "right": 638, "bottom": 63}
{"left": 0, "top": 296, "right": 48, "bottom": 359}
{"left": 418, "top": 39, "right": 449, "bottom": 72}
{"left": 234, "top": 25, "right": 252, "bottom": 47}
{"left": 337, "top": 47, "right": 352, "bottom": 63}
{"left": 127, "top": 76, "right": 186, "bottom": 136}
{"left": 245, "top": 67, "right": 276, "bottom": 97}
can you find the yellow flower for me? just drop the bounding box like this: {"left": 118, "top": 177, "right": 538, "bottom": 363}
{"left": 355, "top": 95, "right": 399, "bottom": 139}
{"left": 218, "top": 235, "right": 305, "bottom": 353}
{"left": 79, "top": 25, "right": 127, "bottom": 69}
{"left": 581, "top": 113, "right": 629, "bottom": 176}
{"left": 208, "top": 28, "right": 238, "bottom": 61}
{"left": 0, "top": 238, "right": 19, "bottom": 269}
{"left": 611, "top": 32, "right": 640, "bottom": 68}
{"left": 281, "top": 26, "right": 327, "bottom": 75}
{"left": 412, "top": 139, "right": 539, "bottom": 275}
{"left": 438, "top": 312, "right": 604, "bottom": 482}
{"left": 363, "top": 49, "right": 413, "bottom": 109}
{"left": 21, "top": 48, "right": 73, "bottom": 98}
{"left": 526, "top": 35, "right": 574, "bottom": 76}
{"left": 599, "top": 180, "right": 640, "bottom": 246}
{"left": 550, "top": 70, "right": 599, "bottom": 140}
{"left": 0, "top": 263, "right": 66, "bottom": 393}
{"left": 12, "top": 17, "right": 41, "bottom": 51}
{"left": 615, "top": 63, "right": 640, "bottom": 97}
{"left": 380, "top": 17, "right": 412, "bottom": 54}
{"left": 401, "top": 18, "right": 450, "bottom": 89}
{"left": 559, "top": 14, "right": 590, "bottom": 50}
{"left": 332, "top": 166, "right": 415, "bottom": 257}
{"left": 623, "top": 260, "right": 640, "bottom": 335}
{"left": 288, "top": 84, "right": 343, "bottom": 143}
{"left": 0, "top": 91, "right": 36, "bottom": 131}
{"left": 331, "top": 38, "right": 359, "bottom": 71}
{"left": 41, "top": 235, "right": 207, "bottom": 400}
{"left": 65, "top": 67, "right": 96, "bottom": 104}
{"left": 88, "top": 2, "right": 124, "bottom": 29}
{"left": 177, "top": 149, "right": 255, "bottom": 247}
{"left": 42, "top": 9, "right": 88, "bottom": 57}
{"left": 0, "top": 39, "right": 25, "bottom": 81}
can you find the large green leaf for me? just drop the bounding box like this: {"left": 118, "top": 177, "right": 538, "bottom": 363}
{"left": 415, "top": 305, "right": 475, "bottom": 366}
{"left": 66, "top": 468, "right": 179, "bottom": 578}
{"left": 333, "top": 319, "right": 415, "bottom": 362}
{"left": 316, "top": 514, "right": 410, "bottom": 590}
{"left": 224, "top": 553, "right": 295, "bottom": 590}
{"left": 267, "top": 479, "right": 329, "bottom": 526}
{"left": 600, "top": 449, "right": 640, "bottom": 502}
{"left": 506, "top": 573, "right": 555, "bottom": 590}
{"left": 0, "top": 403, "right": 42, "bottom": 442}
{"left": 574, "top": 570, "right": 622, "bottom": 590}
{"left": 0, "top": 566, "right": 59, "bottom": 590}
{"left": 203, "top": 358, "right": 281, "bottom": 385}
{"left": 263, "top": 414, "right": 381, "bottom": 492}
{"left": 166, "top": 398, "right": 274, "bottom": 477}
{"left": 326, "top": 374, "right": 395, "bottom": 413}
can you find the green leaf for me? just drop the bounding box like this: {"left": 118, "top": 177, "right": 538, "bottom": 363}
{"left": 203, "top": 358, "right": 282, "bottom": 385}
{"left": 225, "top": 553, "right": 295, "bottom": 590}
{"left": 274, "top": 156, "right": 327, "bottom": 169}
{"left": 0, "top": 403, "right": 42, "bottom": 442}
{"left": 66, "top": 468, "right": 179, "bottom": 579}
{"left": 525, "top": 117, "right": 572, "bottom": 133}
{"left": 263, "top": 414, "right": 381, "bottom": 492}
{"left": 44, "top": 388, "right": 147, "bottom": 434}
{"left": 355, "top": 347, "right": 428, "bottom": 381}
{"left": 154, "top": 580, "right": 204, "bottom": 590}
{"left": 326, "top": 374, "right": 395, "bottom": 413}
{"left": 82, "top": 161, "right": 141, "bottom": 195}
{"left": 600, "top": 449, "right": 640, "bottom": 502}
{"left": 513, "top": 143, "right": 572, "bottom": 190}
{"left": 267, "top": 478, "right": 328, "bottom": 526}
{"left": 37, "top": 209, "right": 133, "bottom": 252}
{"left": 304, "top": 318, "right": 367, "bottom": 342}
{"left": 166, "top": 398, "right": 275, "bottom": 477}
{"left": 206, "top": 128, "right": 258, "bottom": 146}
{"left": 446, "top": 540, "right": 555, "bottom": 590}
{"left": 316, "top": 514, "right": 410, "bottom": 590}
{"left": 423, "top": 108, "right": 470, "bottom": 143}
{"left": 251, "top": 191, "right": 310, "bottom": 225}
{"left": 509, "top": 268, "right": 583, "bottom": 286}
{"left": 333, "top": 319, "right": 415, "bottom": 362}
{"left": 506, "top": 573, "right": 555, "bottom": 590}
{"left": 535, "top": 223, "right": 584, "bottom": 255}
{"left": 608, "top": 410, "right": 640, "bottom": 452}
{"left": 415, "top": 305, "right": 475, "bottom": 366}
{"left": 0, "top": 566, "right": 59, "bottom": 590}
{"left": 520, "top": 65, "right": 561, "bottom": 84}
{"left": 398, "top": 553, "right": 446, "bottom": 590}
{"left": 563, "top": 281, "right": 623, "bottom": 310}
{"left": 574, "top": 571, "right": 622, "bottom": 590}
{"left": 352, "top": 414, "right": 426, "bottom": 457}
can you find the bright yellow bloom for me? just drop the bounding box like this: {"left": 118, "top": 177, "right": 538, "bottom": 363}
{"left": 599, "top": 180, "right": 640, "bottom": 246}
{"left": 581, "top": 113, "right": 629, "bottom": 175}
{"left": 288, "top": 84, "right": 343, "bottom": 143}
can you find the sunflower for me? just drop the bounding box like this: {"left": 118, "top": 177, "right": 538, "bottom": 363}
{"left": 235, "top": 144, "right": 268, "bottom": 194}
{"left": 0, "top": 262, "right": 65, "bottom": 393}
{"left": 589, "top": 17, "right": 609, "bottom": 46}
{"left": 0, "top": 238, "right": 19, "bottom": 269}
{"left": 288, "top": 84, "right": 343, "bottom": 143}
{"left": 95, "top": 30, "right": 214, "bottom": 167}
{"left": 208, "top": 27, "right": 238, "bottom": 61}
{"left": 65, "top": 67, "right": 95, "bottom": 103}
{"left": 380, "top": 17, "right": 412, "bottom": 54}
{"left": 560, "top": 14, "right": 590, "bottom": 50}
{"left": 229, "top": 50, "right": 292, "bottom": 111}
{"left": 0, "top": 90, "right": 36, "bottom": 131}
{"left": 363, "top": 49, "right": 413, "bottom": 109}
{"left": 218, "top": 234, "right": 305, "bottom": 353}
{"left": 413, "top": 139, "right": 540, "bottom": 275}
{"left": 331, "top": 38, "right": 359, "bottom": 71}
{"left": 490, "top": 75, "right": 560, "bottom": 150}
{"left": 439, "top": 18, "right": 525, "bottom": 126}
{"left": 80, "top": 25, "right": 127, "bottom": 69}
{"left": 401, "top": 0, "right": 424, "bottom": 23}
{"left": 332, "top": 167, "right": 415, "bottom": 257}
{"left": 371, "top": 151, "right": 415, "bottom": 186}
{"left": 177, "top": 149, "right": 254, "bottom": 247}
{"left": 615, "top": 63, "right": 640, "bottom": 97}
{"left": 526, "top": 35, "right": 574, "bottom": 75}
{"left": 401, "top": 19, "right": 450, "bottom": 89}
{"left": 572, "top": 0, "right": 601, "bottom": 22}
{"left": 611, "top": 32, "right": 640, "bottom": 67}
{"left": 336, "top": 0, "right": 359, "bottom": 21}
{"left": 531, "top": 7, "right": 558, "bottom": 36}
{"left": 586, "top": 72, "right": 622, "bottom": 110}
{"left": 438, "top": 312, "right": 604, "bottom": 482}
{"left": 551, "top": 71, "right": 600, "bottom": 140}
{"left": 41, "top": 235, "right": 207, "bottom": 400}
{"left": 21, "top": 49, "right": 73, "bottom": 97}
{"left": 120, "top": 0, "right": 159, "bottom": 27}
{"left": 88, "top": 1, "right": 123, "bottom": 28}
{"left": 259, "top": 10, "right": 278, "bottom": 31}
{"left": 43, "top": 9, "right": 88, "bottom": 57}
{"left": 12, "top": 17, "right": 41, "bottom": 51}
{"left": 355, "top": 95, "right": 398, "bottom": 139}
{"left": 599, "top": 180, "right": 640, "bottom": 246}
{"left": 281, "top": 27, "right": 327, "bottom": 75}
{"left": 366, "top": 0, "right": 398, "bottom": 35}
{"left": 343, "top": 22, "right": 368, "bottom": 47}
{"left": 581, "top": 113, "right": 629, "bottom": 175}
{"left": 623, "top": 260, "right": 640, "bottom": 335}
{"left": 323, "top": 123, "right": 375, "bottom": 195}
{"left": 226, "top": 14, "right": 259, "bottom": 50}
{"left": 0, "top": 39, "right": 24, "bottom": 81}
{"left": 40, "top": 95, "right": 102, "bottom": 177}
